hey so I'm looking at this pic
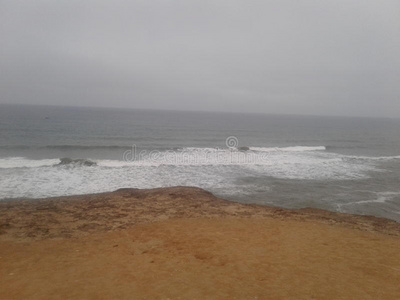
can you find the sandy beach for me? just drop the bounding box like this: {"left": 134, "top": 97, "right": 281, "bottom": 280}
{"left": 1, "top": 187, "right": 400, "bottom": 299}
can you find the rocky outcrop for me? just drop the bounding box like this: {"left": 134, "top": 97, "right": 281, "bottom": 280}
{"left": 1, "top": 187, "right": 399, "bottom": 241}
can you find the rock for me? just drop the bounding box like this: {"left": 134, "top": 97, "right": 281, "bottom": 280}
{"left": 58, "top": 158, "right": 97, "bottom": 167}
{"left": 238, "top": 146, "right": 250, "bottom": 151}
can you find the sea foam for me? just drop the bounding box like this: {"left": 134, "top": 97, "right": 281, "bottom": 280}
{"left": 0, "top": 145, "right": 390, "bottom": 199}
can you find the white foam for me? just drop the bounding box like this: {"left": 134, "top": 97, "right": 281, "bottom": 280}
{"left": 250, "top": 146, "right": 326, "bottom": 152}
{"left": 339, "top": 192, "right": 400, "bottom": 206}
{"left": 0, "top": 157, "right": 59, "bottom": 169}
{"left": 348, "top": 155, "right": 400, "bottom": 161}
{"left": 183, "top": 147, "right": 222, "bottom": 152}
{"left": 0, "top": 146, "right": 398, "bottom": 199}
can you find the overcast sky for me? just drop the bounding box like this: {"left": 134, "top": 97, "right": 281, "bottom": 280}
{"left": 1, "top": 0, "right": 399, "bottom": 117}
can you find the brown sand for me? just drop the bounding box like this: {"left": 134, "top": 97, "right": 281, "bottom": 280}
{"left": 1, "top": 187, "right": 400, "bottom": 299}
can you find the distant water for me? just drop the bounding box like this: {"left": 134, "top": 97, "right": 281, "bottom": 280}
{"left": 1, "top": 104, "right": 400, "bottom": 222}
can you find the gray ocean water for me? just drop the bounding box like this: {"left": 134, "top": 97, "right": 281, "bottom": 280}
{"left": 1, "top": 104, "right": 400, "bottom": 222}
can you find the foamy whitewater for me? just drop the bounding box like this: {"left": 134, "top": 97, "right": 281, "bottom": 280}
{"left": 1, "top": 105, "right": 400, "bottom": 222}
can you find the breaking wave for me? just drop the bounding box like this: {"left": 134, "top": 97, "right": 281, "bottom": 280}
{"left": 0, "top": 157, "right": 59, "bottom": 169}
{"left": 0, "top": 157, "right": 97, "bottom": 168}
{"left": 1, "top": 145, "right": 400, "bottom": 200}
{"left": 249, "top": 146, "right": 326, "bottom": 152}
{"left": 0, "top": 145, "right": 132, "bottom": 150}
{"left": 1, "top": 145, "right": 400, "bottom": 170}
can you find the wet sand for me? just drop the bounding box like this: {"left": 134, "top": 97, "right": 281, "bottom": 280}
{"left": 1, "top": 187, "right": 400, "bottom": 299}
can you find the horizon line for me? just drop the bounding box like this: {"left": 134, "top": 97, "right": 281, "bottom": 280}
{"left": 0, "top": 101, "right": 398, "bottom": 120}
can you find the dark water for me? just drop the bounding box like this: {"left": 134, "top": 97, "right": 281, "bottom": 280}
{"left": 1, "top": 104, "right": 400, "bottom": 222}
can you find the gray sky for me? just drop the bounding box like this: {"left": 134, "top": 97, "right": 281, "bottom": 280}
{"left": 1, "top": 0, "right": 399, "bottom": 117}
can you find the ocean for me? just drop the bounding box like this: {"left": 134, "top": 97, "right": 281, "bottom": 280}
{"left": 1, "top": 104, "right": 400, "bottom": 222}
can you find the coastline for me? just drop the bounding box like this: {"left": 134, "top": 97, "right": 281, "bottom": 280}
{"left": 1, "top": 187, "right": 399, "bottom": 241}
{"left": 1, "top": 187, "right": 400, "bottom": 299}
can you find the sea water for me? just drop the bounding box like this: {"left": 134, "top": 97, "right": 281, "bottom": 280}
{"left": 1, "top": 104, "right": 400, "bottom": 222}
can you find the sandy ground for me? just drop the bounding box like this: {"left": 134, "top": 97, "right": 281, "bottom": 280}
{"left": 1, "top": 187, "right": 400, "bottom": 299}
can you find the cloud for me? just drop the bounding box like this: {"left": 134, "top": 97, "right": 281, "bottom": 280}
{"left": 1, "top": 0, "right": 399, "bottom": 117}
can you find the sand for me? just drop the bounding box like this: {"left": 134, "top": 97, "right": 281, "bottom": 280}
{"left": 1, "top": 187, "right": 400, "bottom": 299}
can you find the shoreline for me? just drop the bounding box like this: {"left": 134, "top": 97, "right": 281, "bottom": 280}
{"left": 1, "top": 187, "right": 400, "bottom": 299}
{"left": 1, "top": 187, "right": 399, "bottom": 241}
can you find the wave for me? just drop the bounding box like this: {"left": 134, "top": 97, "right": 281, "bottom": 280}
{"left": 1, "top": 146, "right": 399, "bottom": 170}
{"left": 326, "top": 145, "right": 366, "bottom": 150}
{"left": 0, "top": 144, "right": 327, "bottom": 152}
{"left": 249, "top": 146, "right": 326, "bottom": 152}
{"left": 46, "top": 145, "right": 134, "bottom": 150}
{"left": 0, "top": 145, "right": 133, "bottom": 150}
{"left": 0, "top": 153, "right": 381, "bottom": 200}
{"left": 338, "top": 192, "right": 400, "bottom": 207}
{"left": 174, "top": 146, "right": 327, "bottom": 153}
{"left": 0, "top": 157, "right": 59, "bottom": 169}
{"left": 0, "top": 157, "right": 97, "bottom": 169}
{"left": 346, "top": 155, "right": 400, "bottom": 161}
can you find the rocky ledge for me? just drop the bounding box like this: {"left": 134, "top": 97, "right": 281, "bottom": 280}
{"left": 1, "top": 186, "right": 399, "bottom": 241}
